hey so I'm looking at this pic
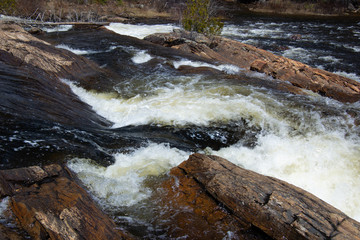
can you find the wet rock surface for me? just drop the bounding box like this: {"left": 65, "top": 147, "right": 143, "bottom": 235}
{"left": 145, "top": 30, "right": 360, "bottom": 103}
{"left": 0, "top": 164, "right": 134, "bottom": 240}
{"left": 156, "top": 153, "right": 360, "bottom": 240}
{"left": 0, "top": 23, "right": 112, "bottom": 84}
{"left": 0, "top": 23, "right": 112, "bottom": 128}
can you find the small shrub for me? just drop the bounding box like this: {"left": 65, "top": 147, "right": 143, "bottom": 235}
{"left": 182, "top": 0, "right": 224, "bottom": 36}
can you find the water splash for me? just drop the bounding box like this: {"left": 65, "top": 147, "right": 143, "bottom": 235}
{"left": 56, "top": 44, "right": 100, "bottom": 55}
{"left": 63, "top": 73, "right": 360, "bottom": 221}
{"left": 41, "top": 25, "right": 73, "bottom": 33}
{"left": 68, "top": 143, "right": 189, "bottom": 207}
{"left": 132, "top": 50, "right": 153, "bottom": 64}
{"left": 106, "top": 23, "right": 179, "bottom": 39}
{"left": 172, "top": 59, "right": 241, "bottom": 74}
{"left": 209, "top": 131, "right": 360, "bottom": 221}
{"left": 62, "top": 77, "right": 285, "bottom": 128}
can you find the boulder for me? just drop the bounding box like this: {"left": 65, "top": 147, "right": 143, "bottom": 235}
{"left": 0, "top": 164, "right": 135, "bottom": 240}
{"left": 155, "top": 153, "right": 360, "bottom": 239}
{"left": 145, "top": 30, "right": 360, "bottom": 103}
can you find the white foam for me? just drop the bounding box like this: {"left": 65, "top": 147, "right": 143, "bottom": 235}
{"left": 318, "top": 55, "right": 340, "bottom": 63}
{"left": 131, "top": 50, "right": 153, "bottom": 64}
{"left": 0, "top": 197, "right": 9, "bottom": 216}
{"left": 41, "top": 24, "right": 73, "bottom": 33}
{"left": 67, "top": 143, "right": 190, "bottom": 207}
{"left": 173, "top": 60, "right": 241, "bottom": 74}
{"left": 209, "top": 131, "right": 360, "bottom": 221}
{"left": 283, "top": 47, "right": 312, "bottom": 62}
{"left": 62, "top": 75, "right": 360, "bottom": 221}
{"left": 0, "top": 197, "right": 10, "bottom": 223}
{"left": 0, "top": 14, "right": 25, "bottom": 22}
{"left": 344, "top": 44, "right": 360, "bottom": 53}
{"left": 249, "top": 28, "right": 283, "bottom": 37}
{"left": 106, "top": 23, "right": 179, "bottom": 39}
{"left": 56, "top": 44, "right": 99, "bottom": 55}
{"left": 62, "top": 78, "right": 282, "bottom": 128}
{"left": 221, "top": 23, "right": 285, "bottom": 39}
{"left": 333, "top": 71, "right": 360, "bottom": 82}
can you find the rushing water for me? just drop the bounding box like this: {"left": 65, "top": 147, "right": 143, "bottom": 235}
{"left": 1, "top": 14, "right": 360, "bottom": 238}
{"left": 222, "top": 14, "right": 360, "bottom": 82}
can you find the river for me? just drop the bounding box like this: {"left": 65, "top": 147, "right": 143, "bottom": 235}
{"left": 1, "top": 14, "right": 360, "bottom": 238}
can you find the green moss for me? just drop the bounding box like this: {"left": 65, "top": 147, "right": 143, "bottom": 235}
{"left": 182, "top": 0, "right": 224, "bottom": 36}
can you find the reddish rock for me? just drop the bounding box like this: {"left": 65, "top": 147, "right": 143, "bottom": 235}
{"left": 145, "top": 31, "right": 360, "bottom": 103}
{"left": 156, "top": 153, "right": 360, "bottom": 240}
{"left": 152, "top": 166, "right": 270, "bottom": 239}
{"left": 0, "top": 164, "right": 134, "bottom": 240}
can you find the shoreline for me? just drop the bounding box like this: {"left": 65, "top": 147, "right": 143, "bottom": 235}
{"left": 2, "top": 0, "right": 360, "bottom": 26}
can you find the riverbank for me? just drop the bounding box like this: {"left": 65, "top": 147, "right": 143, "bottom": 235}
{"left": 0, "top": 0, "right": 176, "bottom": 23}
{"left": 2, "top": 0, "right": 360, "bottom": 25}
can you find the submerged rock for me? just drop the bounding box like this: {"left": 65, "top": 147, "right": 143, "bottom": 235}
{"left": 145, "top": 30, "right": 360, "bottom": 103}
{"left": 0, "top": 164, "right": 134, "bottom": 239}
{"left": 156, "top": 153, "right": 360, "bottom": 239}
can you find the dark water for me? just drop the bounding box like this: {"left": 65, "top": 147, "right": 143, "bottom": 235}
{"left": 1, "top": 15, "right": 360, "bottom": 238}
{"left": 223, "top": 14, "right": 360, "bottom": 79}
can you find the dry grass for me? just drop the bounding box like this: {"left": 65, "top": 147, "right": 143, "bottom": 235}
{"left": 9, "top": 0, "right": 174, "bottom": 22}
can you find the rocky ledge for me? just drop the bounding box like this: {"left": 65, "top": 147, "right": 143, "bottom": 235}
{"left": 155, "top": 153, "right": 360, "bottom": 240}
{"left": 145, "top": 30, "right": 360, "bottom": 103}
{"left": 0, "top": 164, "right": 134, "bottom": 239}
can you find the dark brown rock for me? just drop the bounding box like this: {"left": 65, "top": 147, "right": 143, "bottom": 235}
{"left": 0, "top": 23, "right": 113, "bottom": 131}
{"left": 0, "top": 23, "right": 115, "bottom": 92}
{"left": 145, "top": 30, "right": 360, "bottom": 103}
{"left": 27, "top": 27, "right": 43, "bottom": 34}
{"left": 0, "top": 224, "right": 26, "bottom": 240}
{"left": 158, "top": 153, "right": 360, "bottom": 240}
{"left": 0, "top": 164, "right": 134, "bottom": 240}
